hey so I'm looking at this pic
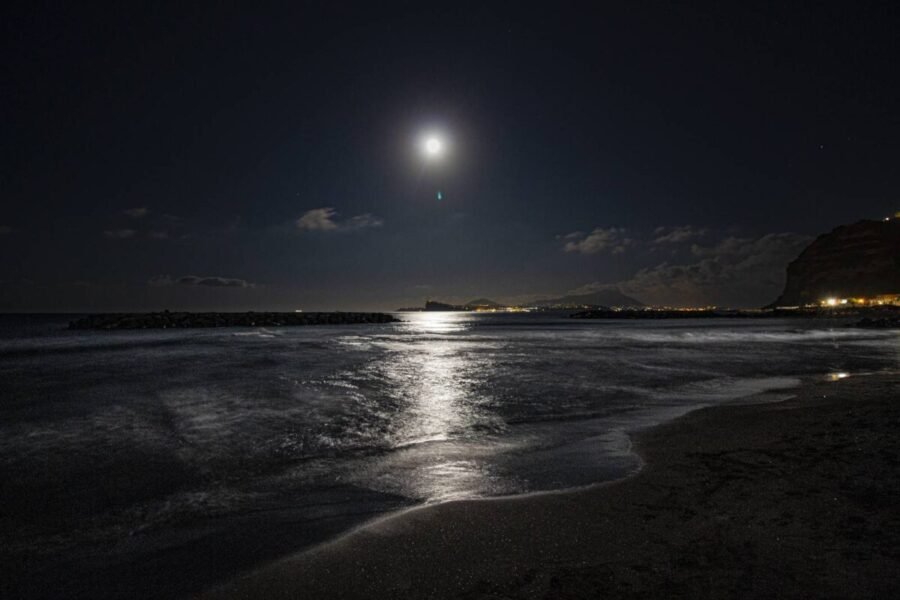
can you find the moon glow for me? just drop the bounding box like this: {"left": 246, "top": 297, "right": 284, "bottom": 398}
{"left": 423, "top": 136, "right": 443, "bottom": 157}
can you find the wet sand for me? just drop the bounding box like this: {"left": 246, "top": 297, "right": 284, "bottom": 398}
{"left": 205, "top": 373, "right": 900, "bottom": 599}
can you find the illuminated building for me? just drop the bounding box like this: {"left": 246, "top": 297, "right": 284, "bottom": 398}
{"left": 818, "top": 294, "right": 900, "bottom": 308}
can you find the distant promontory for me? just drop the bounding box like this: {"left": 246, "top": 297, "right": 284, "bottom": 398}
{"left": 397, "top": 299, "right": 510, "bottom": 312}
{"left": 770, "top": 218, "right": 900, "bottom": 307}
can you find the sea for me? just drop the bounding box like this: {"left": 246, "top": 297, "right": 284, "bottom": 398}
{"left": 1, "top": 312, "right": 897, "bottom": 598}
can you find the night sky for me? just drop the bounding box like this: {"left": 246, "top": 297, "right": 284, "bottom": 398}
{"left": 2, "top": 3, "right": 898, "bottom": 311}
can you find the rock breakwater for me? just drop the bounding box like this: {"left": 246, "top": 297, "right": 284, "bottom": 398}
{"left": 69, "top": 311, "right": 400, "bottom": 330}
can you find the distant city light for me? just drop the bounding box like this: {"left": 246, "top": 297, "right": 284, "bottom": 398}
{"left": 817, "top": 294, "right": 900, "bottom": 308}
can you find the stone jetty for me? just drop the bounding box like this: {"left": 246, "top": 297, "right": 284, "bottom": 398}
{"left": 853, "top": 316, "right": 900, "bottom": 329}
{"left": 69, "top": 311, "right": 400, "bottom": 330}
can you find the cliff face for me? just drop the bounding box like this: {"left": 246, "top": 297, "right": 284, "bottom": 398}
{"left": 771, "top": 219, "right": 900, "bottom": 306}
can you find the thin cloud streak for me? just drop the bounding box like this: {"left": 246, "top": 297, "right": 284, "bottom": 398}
{"left": 296, "top": 207, "right": 384, "bottom": 232}
{"left": 561, "top": 227, "right": 632, "bottom": 255}
{"left": 148, "top": 275, "right": 254, "bottom": 288}
{"left": 652, "top": 225, "right": 707, "bottom": 244}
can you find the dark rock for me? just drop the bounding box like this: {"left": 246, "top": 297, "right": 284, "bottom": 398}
{"left": 854, "top": 317, "right": 900, "bottom": 329}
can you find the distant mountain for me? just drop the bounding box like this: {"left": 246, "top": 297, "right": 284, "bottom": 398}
{"left": 424, "top": 300, "right": 469, "bottom": 311}
{"left": 465, "top": 298, "right": 502, "bottom": 308}
{"left": 535, "top": 289, "right": 644, "bottom": 308}
{"left": 770, "top": 219, "right": 900, "bottom": 307}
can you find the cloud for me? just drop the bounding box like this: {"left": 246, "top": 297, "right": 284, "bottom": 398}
{"left": 296, "top": 208, "right": 339, "bottom": 231}
{"left": 149, "top": 275, "right": 254, "bottom": 288}
{"left": 0, "top": 225, "right": 11, "bottom": 235}
{"left": 123, "top": 207, "right": 149, "bottom": 218}
{"left": 177, "top": 276, "right": 253, "bottom": 288}
{"left": 148, "top": 231, "right": 169, "bottom": 240}
{"left": 566, "top": 281, "right": 628, "bottom": 297}
{"left": 562, "top": 227, "right": 632, "bottom": 255}
{"left": 652, "top": 225, "right": 707, "bottom": 244}
{"left": 104, "top": 229, "right": 136, "bottom": 239}
{"left": 574, "top": 232, "right": 812, "bottom": 307}
{"left": 147, "top": 276, "right": 174, "bottom": 287}
{"left": 342, "top": 213, "right": 384, "bottom": 230}
{"left": 296, "top": 207, "right": 384, "bottom": 232}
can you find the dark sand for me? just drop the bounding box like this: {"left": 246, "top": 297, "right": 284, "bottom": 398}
{"left": 205, "top": 373, "right": 900, "bottom": 599}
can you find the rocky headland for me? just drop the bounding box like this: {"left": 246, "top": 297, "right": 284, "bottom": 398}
{"left": 771, "top": 218, "right": 900, "bottom": 307}
{"left": 69, "top": 311, "right": 400, "bottom": 330}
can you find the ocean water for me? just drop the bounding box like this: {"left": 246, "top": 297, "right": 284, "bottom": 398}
{"left": 1, "top": 312, "right": 897, "bottom": 598}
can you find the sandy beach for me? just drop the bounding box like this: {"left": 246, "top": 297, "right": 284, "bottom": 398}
{"left": 205, "top": 372, "right": 900, "bottom": 599}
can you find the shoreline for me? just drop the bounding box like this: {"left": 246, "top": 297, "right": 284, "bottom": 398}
{"left": 251, "top": 381, "right": 801, "bottom": 555}
{"left": 204, "top": 371, "right": 900, "bottom": 599}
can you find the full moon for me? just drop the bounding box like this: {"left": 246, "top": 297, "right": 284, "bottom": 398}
{"left": 424, "top": 136, "right": 443, "bottom": 157}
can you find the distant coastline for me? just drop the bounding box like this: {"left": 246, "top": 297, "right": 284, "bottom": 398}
{"left": 396, "top": 300, "right": 900, "bottom": 327}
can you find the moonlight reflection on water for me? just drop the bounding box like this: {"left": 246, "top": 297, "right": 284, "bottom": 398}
{"left": 351, "top": 311, "right": 517, "bottom": 502}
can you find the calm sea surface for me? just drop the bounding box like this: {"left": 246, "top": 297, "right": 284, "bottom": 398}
{"left": 1, "top": 313, "right": 897, "bottom": 598}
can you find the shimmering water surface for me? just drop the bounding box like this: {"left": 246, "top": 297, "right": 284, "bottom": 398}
{"left": 1, "top": 313, "right": 897, "bottom": 598}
